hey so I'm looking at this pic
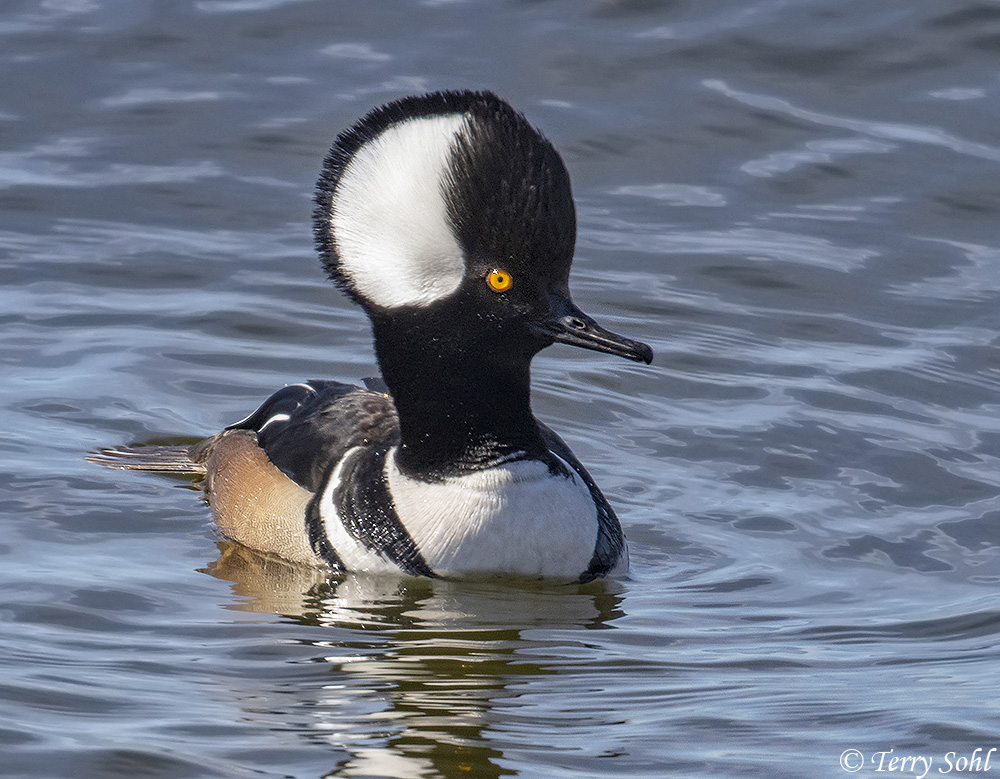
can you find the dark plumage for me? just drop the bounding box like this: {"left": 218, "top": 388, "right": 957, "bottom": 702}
{"left": 90, "top": 90, "right": 651, "bottom": 582}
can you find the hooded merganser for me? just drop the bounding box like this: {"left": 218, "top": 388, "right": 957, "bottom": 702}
{"left": 91, "top": 90, "right": 653, "bottom": 582}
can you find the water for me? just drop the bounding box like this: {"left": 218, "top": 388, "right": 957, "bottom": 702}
{"left": 3, "top": 1, "right": 1000, "bottom": 777}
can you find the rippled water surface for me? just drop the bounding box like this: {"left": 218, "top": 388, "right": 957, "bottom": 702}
{"left": 4, "top": 1, "right": 1000, "bottom": 777}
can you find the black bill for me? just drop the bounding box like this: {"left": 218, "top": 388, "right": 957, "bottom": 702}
{"left": 532, "top": 294, "right": 653, "bottom": 364}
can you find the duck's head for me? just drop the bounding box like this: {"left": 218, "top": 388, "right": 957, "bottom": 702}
{"left": 313, "top": 90, "right": 653, "bottom": 368}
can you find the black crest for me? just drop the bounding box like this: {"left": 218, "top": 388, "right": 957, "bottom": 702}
{"left": 312, "top": 90, "right": 576, "bottom": 307}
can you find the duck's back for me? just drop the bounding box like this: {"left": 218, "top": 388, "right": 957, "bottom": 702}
{"left": 224, "top": 379, "right": 399, "bottom": 491}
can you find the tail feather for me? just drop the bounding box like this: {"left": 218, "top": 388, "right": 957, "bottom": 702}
{"left": 87, "top": 445, "right": 206, "bottom": 475}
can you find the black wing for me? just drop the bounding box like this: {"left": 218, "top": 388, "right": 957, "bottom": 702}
{"left": 227, "top": 380, "right": 399, "bottom": 492}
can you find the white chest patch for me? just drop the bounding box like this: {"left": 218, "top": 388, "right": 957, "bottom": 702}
{"left": 330, "top": 114, "right": 468, "bottom": 308}
{"left": 386, "top": 450, "right": 601, "bottom": 580}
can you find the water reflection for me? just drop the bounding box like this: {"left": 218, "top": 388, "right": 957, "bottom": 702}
{"left": 205, "top": 543, "right": 626, "bottom": 779}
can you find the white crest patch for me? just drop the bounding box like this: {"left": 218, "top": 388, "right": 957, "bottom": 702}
{"left": 330, "top": 114, "right": 468, "bottom": 308}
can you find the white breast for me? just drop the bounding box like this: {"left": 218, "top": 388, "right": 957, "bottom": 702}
{"left": 385, "top": 449, "right": 601, "bottom": 580}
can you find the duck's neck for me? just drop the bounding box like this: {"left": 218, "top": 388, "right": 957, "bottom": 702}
{"left": 373, "top": 320, "right": 548, "bottom": 480}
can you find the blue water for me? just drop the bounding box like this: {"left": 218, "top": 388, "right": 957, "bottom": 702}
{"left": 3, "top": 1, "right": 1000, "bottom": 777}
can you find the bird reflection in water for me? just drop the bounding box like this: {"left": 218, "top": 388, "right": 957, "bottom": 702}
{"left": 203, "top": 543, "right": 627, "bottom": 779}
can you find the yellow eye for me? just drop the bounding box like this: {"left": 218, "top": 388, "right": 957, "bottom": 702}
{"left": 487, "top": 269, "right": 513, "bottom": 292}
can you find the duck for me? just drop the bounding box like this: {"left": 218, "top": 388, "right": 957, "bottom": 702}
{"left": 90, "top": 90, "right": 653, "bottom": 582}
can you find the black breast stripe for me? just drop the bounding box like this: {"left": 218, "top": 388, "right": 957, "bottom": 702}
{"left": 539, "top": 425, "right": 626, "bottom": 582}
{"left": 579, "top": 487, "right": 626, "bottom": 583}
{"left": 332, "top": 447, "right": 437, "bottom": 578}
{"left": 557, "top": 450, "right": 624, "bottom": 583}
{"left": 306, "top": 495, "right": 345, "bottom": 570}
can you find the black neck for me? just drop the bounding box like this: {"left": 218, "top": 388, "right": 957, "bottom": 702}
{"left": 372, "top": 317, "right": 548, "bottom": 479}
